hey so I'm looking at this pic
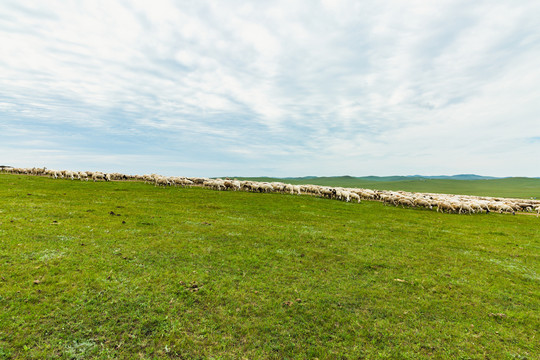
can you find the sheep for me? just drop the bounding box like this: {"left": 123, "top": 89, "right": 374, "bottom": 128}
{"left": 141, "top": 174, "right": 153, "bottom": 183}
{"left": 49, "top": 170, "right": 61, "bottom": 179}
{"left": 397, "top": 197, "right": 415, "bottom": 208}
{"left": 182, "top": 178, "right": 195, "bottom": 187}
{"left": 301, "top": 185, "right": 321, "bottom": 196}
{"left": 189, "top": 177, "right": 207, "bottom": 185}
{"left": 9, "top": 166, "right": 539, "bottom": 218}
{"left": 413, "top": 198, "right": 433, "bottom": 210}
{"left": 497, "top": 204, "right": 515, "bottom": 215}
{"left": 92, "top": 172, "right": 105, "bottom": 182}
{"left": 468, "top": 201, "right": 487, "bottom": 213}
{"left": 516, "top": 202, "right": 534, "bottom": 212}
{"left": 379, "top": 193, "right": 393, "bottom": 206}
{"left": 320, "top": 187, "right": 334, "bottom": 199}
{"left": 223, "top": 180, "right": 237, "bottom": 191}
{"left": 107, "top": 172, "right": 120, "bottom": 181}
{"left": 271, "top": 182, "right": 286, "bottom": 193}
{"left": 65, "top": 170, "right": 75, "bottom": 180}
{"left": 31, "top": 167, "right": 46, "bottom": 176}
{"left": 154, "top": 176, "right": 171, "bottom": 187}
{"left": 488, "top": 201, "right": 515, "bottom": 214}
{"left": 458, "top": 203, "right": 475, "bottom": 214}
{"left": 258, "top": 183, "right": 273, "bottom": 193}
{"left": 359, "top": 189, "right": 377, "bottom": 200}
{"left": 171, "top": 177, "right": 193, "bottom": 187}
{"left": 336, "top": 189, "right": 351, "bottom": 202}
{"left": 350, "top": 192, "right": 361, "bottom": 203}
{"left": 231, "top": 180, "right": 242, "bottom": 191}
{"left": 437, "top": 201, "right": 456, "bottom": 214}
{"left": 282, "top": 184, "right": 295, "bottom": 194}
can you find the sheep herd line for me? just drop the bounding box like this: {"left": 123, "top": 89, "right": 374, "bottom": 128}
{"left": 3, "top": 166, "right": 540, "bottom": 217}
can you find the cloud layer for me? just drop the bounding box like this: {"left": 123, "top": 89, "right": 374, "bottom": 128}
{"left": 1, "top": 0, "right": 540, "bottom": 176}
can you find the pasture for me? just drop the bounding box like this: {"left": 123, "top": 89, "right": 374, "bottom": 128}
{"left": 235, "top": 176, "right": 540, "bottom": 199}
{"left": 0, "top": 174, "right": 538, "bottom": 359}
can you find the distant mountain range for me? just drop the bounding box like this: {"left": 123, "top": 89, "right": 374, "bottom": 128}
{"left": 280, "top": 174, "right": 501, "bottom": 181}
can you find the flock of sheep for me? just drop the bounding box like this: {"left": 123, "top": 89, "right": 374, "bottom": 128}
{"left": 3, "top": 166, "right": 540, "bottom": 217}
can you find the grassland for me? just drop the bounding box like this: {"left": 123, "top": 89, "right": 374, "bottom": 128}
{"left": 233, "top": 176, "right": 540, "bottom": 199}
{"left": 0, "top": 174, "right": 539, "bottom": 359}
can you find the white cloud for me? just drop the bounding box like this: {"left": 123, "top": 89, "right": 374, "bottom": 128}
{"left": 1, "top": 0, "right": 539, "bottom": 176}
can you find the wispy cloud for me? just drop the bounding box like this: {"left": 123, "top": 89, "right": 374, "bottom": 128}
{"left": 1, "top": 0, "right": 539, "bottom": 176}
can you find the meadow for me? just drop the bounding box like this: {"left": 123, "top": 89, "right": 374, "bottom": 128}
{"left": 0, "top": 174, "right": 539, "bottom": 359}
{"left": 234, "top": 176, "right": 540, "bottom": 200}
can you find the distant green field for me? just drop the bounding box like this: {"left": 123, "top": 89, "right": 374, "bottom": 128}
{"left": 233, "top": 176, "right": 540, "bottom": 199}
{"left": 0, "top": 174, "right": 539, "bottom": 359}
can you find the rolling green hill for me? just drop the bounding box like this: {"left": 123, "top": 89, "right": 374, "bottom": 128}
{"left": 0, "top": 174, "right": 538, "bottom": 359}
{"left": 231, "top": 176, "right": 540, "bottom": 199}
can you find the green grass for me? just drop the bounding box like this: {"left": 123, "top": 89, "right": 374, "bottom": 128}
{"left": 234, "top": 176, "right": 540, "bottom": 199}
{"left": 0, "top": 174, "right": 539, "bottom": 359}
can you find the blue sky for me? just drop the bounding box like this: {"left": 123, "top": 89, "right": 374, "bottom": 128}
{"left": 1, "top": 0, "right": 539, "bottom": 177}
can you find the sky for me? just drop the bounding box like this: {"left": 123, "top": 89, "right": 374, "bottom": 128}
{"left": 1, "top": 0, "right": 540, "bottom": 177}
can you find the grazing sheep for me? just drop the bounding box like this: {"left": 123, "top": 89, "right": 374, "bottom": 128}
{"left": 413, "top": 198, "right": 432, "bottom": 210}
{"left": 320, "top": 187, "right": 334, "bottom": 199}
{"left": 379, "top": 193, "right": 393, "bottom": 206}
{"left": 258, "top": 183, "right": 273, "bottom": 193}
{"left": 397, "top": 197, "right": 415, "bottom": 208}
{"left": 231, "top": 180, "right": 242, "bottom": 191}
{"left": 300, "top": 185, "right": 321, "bottom": 196}
{"left": 458, "top": 203, "right": 475, "bottom": 214}
{"left": 182, "top": 178, "right": 195, "bottom": 187}
{"left": 223, "top": 180, "right": 237, "bottom": 191}
{"left": 271, "top": 182, "right": 286, "bottom": 193}
{"left": 468, "top": 201, "right": 487, "bottom": 213}
{"left": 359, "top": 189, "right": 377, "bottom": 200}
{"left": 65, "top": 170, "right": 75, "bottom": 180}
{"left": 154, "top": 176, "right": 171, "bottom": 187}
{"left": 437, "top": 201, "right": 456, "bottom": 214}
{"left": 50, "top": 170, "right": 61, "bottom": 179}
{"left": 335, "top": 189, "right": 350, "bottom": 202}
{"left": 9, "top": 165, "right": 539, "bottom": 218}
{"left": 497, "top": 204, "right": 515, "bottom": 215}
{"left": 189, "top": 177, "right": 207, "bottom": 185}
{"left": 92, "top": 172, "right": 105, "bottom": 182}
{"left": 350, "top": 192, "right": 361, "bottom": 203}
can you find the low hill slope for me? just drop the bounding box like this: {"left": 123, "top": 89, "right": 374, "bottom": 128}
{"left": 0, "top": 174, "right": 538, "bottom": 358}
{"left": 233, "top": 176, "right": 540, "bottom": 199}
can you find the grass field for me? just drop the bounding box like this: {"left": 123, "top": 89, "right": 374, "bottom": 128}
{"left": 0, "top": 174, "right": 539, "bottom": 359}
{"left": 233, "top": 176, "right": 540, "bottom": 199}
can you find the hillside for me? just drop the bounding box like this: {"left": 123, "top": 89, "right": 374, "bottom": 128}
{"left": 231, "top": 176, "right": 540, "bottom": 199}
{"left": 0, "top": 174, "right": 538, "bottom": 359}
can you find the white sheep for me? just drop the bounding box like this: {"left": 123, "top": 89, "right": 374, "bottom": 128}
{"left": 436, "top": 201, "right": 456, "bottom": 213}
{"left": 397, "top": 197, "right": 415, "bottom": 208}
{"left": 497, "top": 203, "right": 515, "bottom": 215}
{"left": 350, "top": 192, "right": 361, "bottom": 203}
{"left": 413, "top": 197, "right": 433, "bottom": 209}
{"left": 92, "top": 172, "right": 106, "bottom": 182}
{"left": 155, "top": 176, "right": 172, "bottom": 187}
{"left": 337, "top": 189, "right": 351, "bottom": 202}
{"left": 65, "top": 170, "right": 75, "bottom": 180}
{"left": 10, "top": 166, "right": 539, "bottom": 218}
